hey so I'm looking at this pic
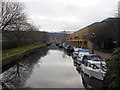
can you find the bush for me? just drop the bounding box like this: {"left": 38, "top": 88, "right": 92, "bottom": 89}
{"left": 104, "top": 48, "right": 120, "bottom": 89}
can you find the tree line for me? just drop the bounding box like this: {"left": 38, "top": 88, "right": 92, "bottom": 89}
{"left": 89, "top": 17, "right": 120, "bottom": 53}
{"left": 1, "top": 1, "right": 49, "bottom": 50}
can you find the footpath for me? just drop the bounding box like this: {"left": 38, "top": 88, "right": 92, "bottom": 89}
{"left": 94, "top": 50, "right": 112, "bottom": 60}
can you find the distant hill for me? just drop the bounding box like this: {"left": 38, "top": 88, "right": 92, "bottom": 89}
{"left": 48, "top": 32, "right": 70, "bottom": 39}
{"left": 59, "top": 31, "right": 74, "bottom": 34}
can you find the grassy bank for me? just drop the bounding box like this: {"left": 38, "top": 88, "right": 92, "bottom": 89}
{"left": 2, "top": 43, "right": 47, "bottom": 68}
{"left": 1, "top": 43, "right": 46, "bottom": 59}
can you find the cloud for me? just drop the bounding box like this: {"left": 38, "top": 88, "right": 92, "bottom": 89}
{"left": 17, "top": 0, "right": 119, "bottom": 32}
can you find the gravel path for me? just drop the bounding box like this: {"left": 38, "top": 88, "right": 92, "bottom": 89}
{"left": 94, "top": 50, "right": 112, "bottom": 60}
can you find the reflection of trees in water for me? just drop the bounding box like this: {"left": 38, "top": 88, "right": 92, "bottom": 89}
{"left": 2, "top": 47, "right": 48, "bottom": 89}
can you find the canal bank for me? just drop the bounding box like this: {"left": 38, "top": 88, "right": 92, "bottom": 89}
{"left": 2, "top": 43, "right": 47, "bottom": 72}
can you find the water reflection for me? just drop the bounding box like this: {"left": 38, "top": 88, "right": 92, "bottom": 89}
{"left": 2, "top": 47, "right": 48, "bottom": 89}
{"left": 25, "top": 50, "right": 84, "bottom": 88}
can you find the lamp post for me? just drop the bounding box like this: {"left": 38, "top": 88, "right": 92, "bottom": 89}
{"left": 91, "top": 33, "right": 95, "bottom": 54}
{"left": 113, "top": 41, "right": 118, "bottom": 48}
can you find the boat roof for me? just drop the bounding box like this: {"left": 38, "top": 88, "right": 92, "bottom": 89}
{"left": 78, "top": 49, "right": 89, "bottom": 52}
{"left": 87, "top": 60, "right": 106, "bottom": 64}
{"left": 65, "top": 45, "right": 71, "bottom": 48}
{"left": 85, "top": 54, "right": 98, "bottom": 56}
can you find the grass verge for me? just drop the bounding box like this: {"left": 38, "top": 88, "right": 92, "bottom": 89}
{"left": 1, "top": 43, "right": 46, "bottom": 59}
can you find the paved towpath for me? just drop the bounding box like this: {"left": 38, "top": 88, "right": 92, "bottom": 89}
{"left": 94, "top": 50, "right": 112, "bottom": 60}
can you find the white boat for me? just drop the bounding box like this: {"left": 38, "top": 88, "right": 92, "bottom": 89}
{"left": 80, "top": 60, "right": 106, "bottom": 80}
{"left": 77, "top": 49, "right": 90, "bottom": 64}
{"left": 78, "top": 49, "right": 90, "bottom": 57}
{"left": 72, "top": 47, "right": 81, "bottom": 58}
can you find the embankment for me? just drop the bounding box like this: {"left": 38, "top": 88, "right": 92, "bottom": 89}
{"left": 2, "top": 45, "right": 47, "bottom": 72}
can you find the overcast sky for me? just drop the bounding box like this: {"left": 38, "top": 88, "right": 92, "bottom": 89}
{"left": 18, "top": 0, "right": 119, "bottom": 32}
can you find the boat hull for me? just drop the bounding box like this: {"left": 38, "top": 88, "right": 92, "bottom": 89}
{"left": 81, "top": 64, "right": 105, "bottom": 81}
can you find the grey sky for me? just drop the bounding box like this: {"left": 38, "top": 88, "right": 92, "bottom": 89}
{"left": 19, "top": 0, "right": 119, "bottom": 32}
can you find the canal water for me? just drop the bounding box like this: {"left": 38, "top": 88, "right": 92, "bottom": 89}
{"left": 1, "top": 46, "right": 103, "bottom": 89}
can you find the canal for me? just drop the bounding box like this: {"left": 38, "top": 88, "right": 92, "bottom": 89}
{"left": 1, "top": 46, "right": 103, "bottom": 89}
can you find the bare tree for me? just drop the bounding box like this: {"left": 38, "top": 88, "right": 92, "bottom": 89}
{"left": 1, "top": 1, "right": 27, "bottom": 31}
{"left": 1, "top": 1, "right": 49, "bottom": 49}
{"left": 1, "top": 1, "right": 30, "bottom": 47}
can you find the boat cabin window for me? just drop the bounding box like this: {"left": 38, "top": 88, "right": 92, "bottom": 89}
{"left": 83, "top": 61, "right": 88, "bottom": 66}
{"left": 84, "top": 62, "right": 92, "bottom": 67}
{"left": 87, "top": 62, "right": 91, "bottom": 67}
{"left": 83, "top": 56, "right": 87, "bottom": 60}
{"left": 91, "top": 64, "right": 99, "bottom": 69}
{"left": 79, "top": 56, "right": 83, "bottom": 60}
{"left": 91, "top": 55, "right": 102, "bottom": 60}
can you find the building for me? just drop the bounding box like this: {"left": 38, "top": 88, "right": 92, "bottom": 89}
{"left": 66, "top": 22, "right": 99, "bottom": 49}
{"left": 66, "top": 26, "right": 92, "bottom": 49}
{"left": 66, "top": 17, "right": 120, "bottom": 50}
